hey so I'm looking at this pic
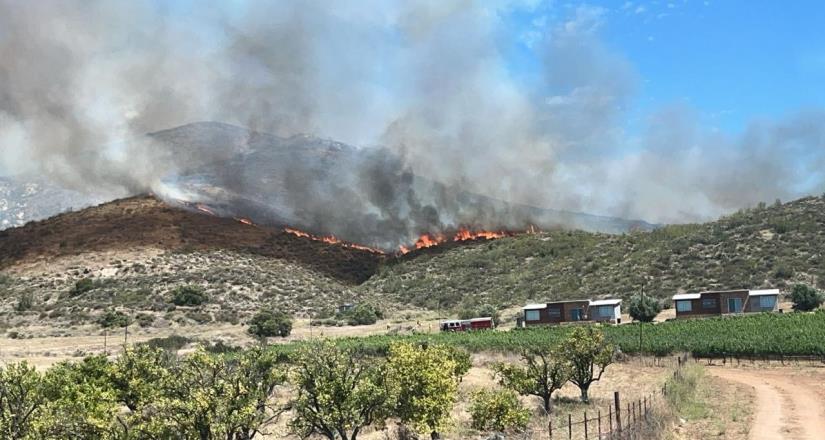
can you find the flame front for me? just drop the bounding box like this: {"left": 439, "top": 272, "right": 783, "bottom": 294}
{"left": 284, "top": 227, "right": 385, "bottom": 254}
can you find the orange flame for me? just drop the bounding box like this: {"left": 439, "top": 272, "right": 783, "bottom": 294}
{"left": 283, "top": 227, "right": 385, "bottom": 254}
{"left": 397, "top": 227, "right": 515, "bottom": 254}
{"left": 195, "top": 204, "right": 216, "bottom": 216}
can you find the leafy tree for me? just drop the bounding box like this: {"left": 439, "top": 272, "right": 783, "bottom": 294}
{"left": 170, "top": 285, "right": 208, "bottom": 306}
{"left": 386, "top": 342, "right": 465, "bottom": 439}
{"left": 628, "top": 295, "right": 661, "bottom": 322}
{"left": 34, "top": 355, "right": 122, "bottom": 439}
{"left": 97, "top": 309, "right": 131, "bottom": 328}
{"left": 290, "top": 341, "right": 391, "bottom": 440}
{"left": 141, "top": 347, "right": 287, "bottom": 439}
{"left": 0, "top": 362, "right": 44, "bottom": 439}
{"left": 560, "top": 327, "right": 615, "bottom": 402}
{"left": 344, "top": 304, "right": 381, "bottom": 326}
{"left": 791, "top": 284, "right": 825, "bottom": 311}
{"left": 492, "top": 347, "right": 570, "bottom": 412}
{"left": 459, "top": 304, "right": 500, "bottom": 326}
{"left": 247, "top": 309, "right": 292, "bottom": 338}
{"left": 108, "top": 345, "right": 173, "bottom": 412}
{"left": 469, "top": 389, "right": 530, "bottom": 433}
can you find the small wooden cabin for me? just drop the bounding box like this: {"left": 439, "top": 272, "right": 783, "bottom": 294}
{"left": 521, "top": 298, "right": 622, "bottom": 326}
{"left": 673, "top": 289, "right": 780, "bottom": 318}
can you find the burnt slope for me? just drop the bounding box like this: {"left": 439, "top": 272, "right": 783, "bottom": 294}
{"left": 0, "top": 195, "right": 383, "bottom": 284}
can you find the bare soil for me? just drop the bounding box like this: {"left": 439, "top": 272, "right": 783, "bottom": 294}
{"left": 709, "top": 366, "right": 825, "bottom": 440}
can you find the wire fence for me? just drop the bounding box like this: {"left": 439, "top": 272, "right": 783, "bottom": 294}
{"left": 542, "top": 354, "right": 688, "bottom": 440}
{"left": 692, "top": 353, "right": 825, "bottom": 367}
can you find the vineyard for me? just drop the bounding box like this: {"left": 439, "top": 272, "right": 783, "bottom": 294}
{"left": 273, "top": 311, "right": 825, "bottom": 357}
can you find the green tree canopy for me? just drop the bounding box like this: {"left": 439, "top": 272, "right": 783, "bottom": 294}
{"left": 628, "top": 294, "right": 661, "bottom": 322}
{"left": 790, "top": 284, "right": 824, "bottom": 311}
{"left": 492, "top": 346, "right": 570, "bottom": 412}
{"left": 247, "top": 309, "right": 293, "bottom": 338}
{"left": 290, "top": 341, "right": 391, "bottom": 440}
{"left": 560, "top": 327, "right": 615, "bottom": 402}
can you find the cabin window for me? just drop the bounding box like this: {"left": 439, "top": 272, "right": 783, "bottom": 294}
{"left": 547, "top": 309, "right": 562, "bottom": 318}
{"left": 570, "top": 308, "right": 584, "bottom": 321}
{"left": 701, "top": 298, "right": 716, "bottom": 309}
{"left": 759, "top": 296, "right": 776, "bottom": 309}
{"left": 676, "top": 301, "right": 692, "bottom": 312}
{"left": 525, "top": 310, "right": 540, "bottom": 321}
{"left": 593, "top": 306, "right": 612, "bottom": 319}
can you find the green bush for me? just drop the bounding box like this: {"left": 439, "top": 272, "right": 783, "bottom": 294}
{"left": 170, "top": 286, "right": 208, "bottom": 307}
{"left": 135, "top": 313, "right": 155, "bottom": 328}
{"left": 97, "top": 310, "right": 131, "bottom": 328}
{"left": 69, "top": 278, "right": 96, "bottom": 297}
{"left": 343, "top": 304, "right": 381, "bottom": 326}
{"left": 628, "top": 295, "right": 661, "bottom": 322}
{"left": 247, "top": 310, "right": 292, "bottom": 338}
{"left": 790, "top": 284, "right": 824, "bottom": 311}
{"left": 15, "top": 292, "right": 34, "bottom": 312}
{"left": 143, "top": 335, "right": 192, "bottom": 352}
{"left": 469, "top": 389, "right": 530, "bottom": 433}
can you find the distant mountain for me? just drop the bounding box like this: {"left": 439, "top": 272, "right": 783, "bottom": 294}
{"left": 0, "top": 122, "right": 657, "bottom": 246}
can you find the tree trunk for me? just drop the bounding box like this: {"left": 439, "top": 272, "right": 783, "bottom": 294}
{"left": 431, "top": 431, "right": 441, "bottom": 439}
{"left": 543, "top": 394, "right": 552, "bottom": 412}
{"left": 580, "top": 384, "right": 590, "bottom": 403}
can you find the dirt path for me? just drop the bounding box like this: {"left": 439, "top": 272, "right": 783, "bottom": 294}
{"left": 709, "top": 367, "right": 825, "bottom": 440}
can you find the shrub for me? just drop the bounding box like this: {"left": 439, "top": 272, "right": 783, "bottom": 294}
{"left": 69, "top": 278, "right": 96, "bottom": 297}
{"left": 343, "top": 304, "right": 381, "bottom": 326}
{"left": 97, "top": 310, "right": 131, "bottom": 328}
{"left": 15, "top": 293, "right": 34, "bottom": 312}
{"left": 790, "top": 284, "right": 824, "bottom": 311}
{"left": 628, "top": 295, "right": 661, "bottom": 322}
{"left": 469, "top": 389, "right": 530, "bottom": 433}
{"left": 247, "top": 310, "right": 292, "bottom": 338}
{"left": 169, "top": 286, "right": 208, "bottom": 307}
{"left": 143, "top": 335, "right": 192, "bottom": 352}
{"left": 135, "top": 313, "right": 155, "bottom": 328}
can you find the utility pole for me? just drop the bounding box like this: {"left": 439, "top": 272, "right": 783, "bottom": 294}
{"left": 124, "top": 323, "right": 128, "bottom": 346}
{"left": 639, "top": 289, "right": 644, "bottom": 356}
{"left": 103, "top": 330, "right": 107, "bottom": 355}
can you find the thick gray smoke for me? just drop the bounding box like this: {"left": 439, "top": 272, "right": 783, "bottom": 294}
{"left": 1, "top": 0, "right": 823, "bottom": 240}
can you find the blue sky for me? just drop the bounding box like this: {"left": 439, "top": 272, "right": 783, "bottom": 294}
{"left": 505, "top": 1, "right": 825, "bottom": 136}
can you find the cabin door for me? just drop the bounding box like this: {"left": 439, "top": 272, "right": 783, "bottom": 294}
{"left": 571, "top": 308, "right": 584, "bottom": 321}
{"left": 727, "top": 298, "right": 743, "bottom": 313}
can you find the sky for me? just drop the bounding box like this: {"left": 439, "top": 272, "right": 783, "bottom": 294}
{"left": 1, "top": 0, "right": 824, "bottom": 225}
{"left": 504, "top": 0, "right": 825, "bottom": 139}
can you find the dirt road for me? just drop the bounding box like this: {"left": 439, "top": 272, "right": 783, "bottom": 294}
{"left": 709, "top": 367, "right": 825, "bottom": 440}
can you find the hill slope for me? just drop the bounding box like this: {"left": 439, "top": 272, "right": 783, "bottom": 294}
{"left": 0, "top": 196, "right": 384, "bottom": 332}
{"left": 359, "top": 196, "right": 825, "bottom": 309}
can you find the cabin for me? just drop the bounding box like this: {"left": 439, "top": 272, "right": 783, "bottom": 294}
{"left": 521, "top": 299, "right": 622, "bottom": 327}
{"left": 439, "top": 317, "right": 494, "bottom": 332}
{"left": 672, "top": 289, "right": 780, "bottom": 318}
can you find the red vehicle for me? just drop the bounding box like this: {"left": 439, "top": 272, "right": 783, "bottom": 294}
{"left": 439, "top": 317, "right": 494, "bottom": 332}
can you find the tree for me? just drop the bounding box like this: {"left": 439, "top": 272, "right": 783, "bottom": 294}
{"left": 140, "top": 347, "right": 287, "bottom": 439}
{"left": 344, "top": 304, "right": 381, "bottom": 326}
{"left": 492, "top": 346, "right": 570, "bottom": 412}
{"left": 0, "top": 362, "right": 44, "bottom": 439}
{"left": 459, "top": 304, "right": 500, "bottom": 326}
{"left": 469, "top": 389, "right": 530, "bottom": 433}
{"left": 290, "top": 341, "right": 391, "bottom": 440}
{"left": 97, "top": 309, "right": 131, "bottom": 328}
{"left": 628, "top": 295, "right": 661, "bottom": 322}
{"left": 790, "top": 284, "right": 824, "bottom": 311}
{"left": 247, "top": 309, "right": 292, "bottom": 338}
{"left": 170, "top": 285, "right": 208, "bottom": 306}
{"left": 560, "top": 327, "right": 615, "bottom": 402}
{"left": 386, "top": 342, "right": 466, "bottom": 439}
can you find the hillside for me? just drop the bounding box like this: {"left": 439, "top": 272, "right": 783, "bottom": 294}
{"left": 359, "top": 196, "right": 825, "bottom": 310}
{"left": 0, "top": 196, "right": 384, "bottom": 333}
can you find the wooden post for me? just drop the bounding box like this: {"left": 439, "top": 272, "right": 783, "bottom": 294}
{"left": 598, "top": 410, "right": 602, "bottom": 438}
{"left": 103, "top": 330, "right": 107, "bottom": 355}
{"left": 614, "top": 391, "right": 622, "bottom": 433}
{"left": 124, "top": 324, "right": 128, "bottom": 345}
{"left": 549, "top": 419, "right": 552, "bottom": 439}
{"left": 609, "top": 403, "right": 613, "bottom": 432}
{"left": 568, "top": 414, "right": 572, "bottom": 440}
{"left": 584, "top": 411, "right": 588, "bottom": 440}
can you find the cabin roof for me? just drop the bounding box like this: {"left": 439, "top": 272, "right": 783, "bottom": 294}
{"left": 589, "top": 299, "right": 622, "bottom": 306}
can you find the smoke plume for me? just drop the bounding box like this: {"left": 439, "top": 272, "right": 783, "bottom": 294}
{"left": 1, "top": 0, "right": 824, "bottom": 239}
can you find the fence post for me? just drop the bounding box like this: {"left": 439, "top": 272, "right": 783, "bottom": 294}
{"left": 584, "top": 411, "right": 588, "bottom": 440}
{"left": 549, "top": 419, "right": 552, "bottom": 439}
{"left": 568, "top": 414, "right": 572, "bottom": 440}
{"left": 609, "top": 403, "right": 613, "bottom": 433}
{"left": 614, "top": 391, "right": 622, "bottom": 434}
{"left": 629, "top": 402, "right": 633, "bottom": 428}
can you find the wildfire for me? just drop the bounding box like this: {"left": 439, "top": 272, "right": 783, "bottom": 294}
{"left": 283, "top": 227, "right": 385, "bottom": 254}
{"left": 195, "top": 204, "right": 216, "bottom": 216}
{"left": 397, "top": 227, "right": 516, "bottom": 255}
